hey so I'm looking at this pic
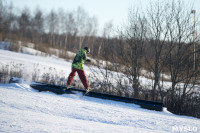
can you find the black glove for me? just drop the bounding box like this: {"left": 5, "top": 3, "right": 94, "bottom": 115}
{"left": 86, "top": 59, "right": 91, "bottom": 62}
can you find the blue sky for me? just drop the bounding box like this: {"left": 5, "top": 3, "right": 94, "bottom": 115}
{"left": 6, "top": 0, "right": 200, "bottom": 32}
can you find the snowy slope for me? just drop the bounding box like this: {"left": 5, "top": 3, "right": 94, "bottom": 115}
{"left": 0, "top": 83, "right": 199, "bottom": 133}
{"left": 0, "top": 49, "right": 72, "bottom": 77}
{"left": 0, "top": 45, "right": 200, "bottom": 132}
{"left": 0, "top": 48, "right": 171, "bottom": 89}
{"left": 0, "top": 48, "right": 97, "bottom": 84}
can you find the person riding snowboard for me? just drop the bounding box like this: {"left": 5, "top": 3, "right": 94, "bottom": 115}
{"left": 66, "top": 47, "right": 91, "bottom": 93}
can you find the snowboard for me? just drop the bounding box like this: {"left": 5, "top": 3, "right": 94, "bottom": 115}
{"left": 66, "top": 86, "right": 93, "bottom": 96}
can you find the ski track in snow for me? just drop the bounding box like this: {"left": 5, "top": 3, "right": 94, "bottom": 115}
{"left": 0, "top": 83, "right": 199, "bottom": 133}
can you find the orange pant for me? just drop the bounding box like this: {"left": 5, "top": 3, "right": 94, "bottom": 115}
{"left": 67, "top": 68, "right": 90, "bottom": 89}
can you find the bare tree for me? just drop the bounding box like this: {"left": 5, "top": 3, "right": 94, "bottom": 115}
{"left": 75, "top": 6, "right": 88, "bottom": 49}
{"left": 18, "top": 7, "right": 32, "bottom": 40}
{"left": 84, "top": 16, "right": 98, "bottom": 52}
{"left": 144, "top": 1, "right": 169, "bottom": 100}
{"left": 64, "top": 11, "right": 76, "bottom": 50}
{"left": 163, "top": 0, "right": 199, "bottom": 113}
{"left": 0, "top": 1, "right": 15, "bottom": 40}
{"left": 46, "top": 9, "right": 58, "bottom": 47}
{"left": 32, "top": 7, "right": 44, "bottom": 43}
{"left": 97, "top": 21, "right": 113, "bottom": 57}
{"left": 0, "top": 0, "right": 5, "bottom": 40}
{"left": 117, "top": 8, "right": 146, "bottom": 98}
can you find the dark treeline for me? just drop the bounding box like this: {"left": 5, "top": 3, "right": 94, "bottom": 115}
{"left": 0, "top": 0, "right": 200, "bottom": 118}
{"left": 0, "top": 0, "right": 99, "bottom": 55}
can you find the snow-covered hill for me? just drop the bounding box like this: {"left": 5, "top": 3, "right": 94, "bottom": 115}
{"left": 0, "top": 41, "right": 173, "bottom": 89}
{"left": 0, "top": 43, "right": 200, "bottom": 132}
{"left": 0, "top": 83, "right": 199, "bottom": 133}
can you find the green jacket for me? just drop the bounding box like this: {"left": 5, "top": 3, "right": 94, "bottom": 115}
{"left": 72, "top": 49, "right": 87, "bottom": 70}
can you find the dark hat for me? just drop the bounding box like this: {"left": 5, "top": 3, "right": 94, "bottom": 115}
{"left": 84, "top": 47, "right": 90, "bottom": 54}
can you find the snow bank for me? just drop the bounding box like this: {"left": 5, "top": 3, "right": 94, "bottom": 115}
{"left": 0, "top": 83, "right": 199, "bottom": 133}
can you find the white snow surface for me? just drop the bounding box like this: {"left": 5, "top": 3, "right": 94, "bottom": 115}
{"left": 0, "top": 83, "right": 199, "bottom": 133}
{"left": 0, "top": 44, "right": 200, "bottom": 132}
